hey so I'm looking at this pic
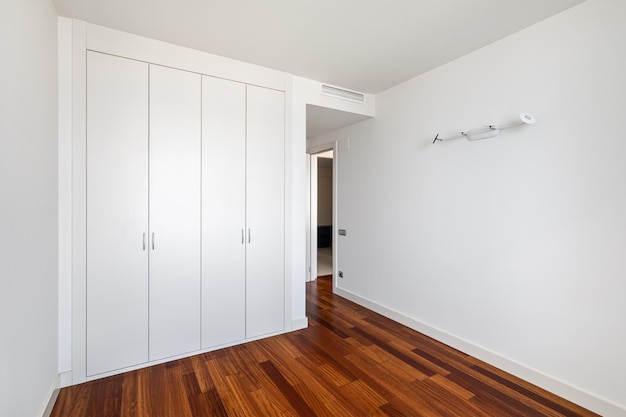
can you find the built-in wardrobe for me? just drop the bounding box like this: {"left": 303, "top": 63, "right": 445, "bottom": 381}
{"left": 72, "top": 23, "right": 287, "bottom": 382}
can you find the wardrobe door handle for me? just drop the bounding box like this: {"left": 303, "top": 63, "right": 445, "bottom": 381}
{"left": 142, "top": 233, "right": 146, "bottom": 251}
{"left": 152, "top": 232, "right": 155, "bottom": 250}
{"left": 248, "top": 228, "right": 251, "bottom": 244}
{"left": 241, "top": 229, "right": 244, "bottom": 244}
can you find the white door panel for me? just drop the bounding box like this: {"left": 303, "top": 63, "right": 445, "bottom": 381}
{"left": 86, "top": 51, "right": 149, "bottom": 376}
{"left": 201, "top": 76, "right": 247, "bottom": 348}
{"left": 246, "top": 86, "right": 285, "bottom": 338}
{"left": 149, "top": 64, "right": 202, "bottom": 361}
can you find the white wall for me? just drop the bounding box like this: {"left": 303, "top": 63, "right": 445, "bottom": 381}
{"left": 325, "top": 0, "right": 626, "bottom": 415}
{"left": 0, "top": 0, "right": 60, "bottom": 416}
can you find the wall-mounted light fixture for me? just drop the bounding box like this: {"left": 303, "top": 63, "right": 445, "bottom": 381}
{"left": 432, "top": 113, "right": 536, "bottom": 144}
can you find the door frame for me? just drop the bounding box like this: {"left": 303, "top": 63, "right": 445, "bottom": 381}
{"left": 306, "top": 144, "right": 336, "bottom": 283}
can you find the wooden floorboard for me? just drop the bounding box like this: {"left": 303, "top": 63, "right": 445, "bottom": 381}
{"left": 51, "top": 276, "right": 598, "bottom": 417}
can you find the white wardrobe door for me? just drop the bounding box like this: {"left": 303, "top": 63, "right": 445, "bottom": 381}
{"left": 148, "top": 65, "right": 201, "bottom": 361}
{"left": 201, "top": 76, "right": 246, "bottom": 348}
{"left": 86, "top": 51, "right": 149, "bottom": 376}
{"left": 245, "top": 85, "right": 286, "bottom": 338}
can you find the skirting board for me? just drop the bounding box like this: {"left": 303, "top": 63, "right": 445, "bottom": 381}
{"left": 39, "top": 374, "right": 61, "bottom": 417}
{"left": 59, "top": 370, "right": 73, "bottom": 388}
{"left": 334, "top": 287, "right": 626, "bottom": 417}
{"left": 291, "top": 316, "right": 308, "bottom": 331}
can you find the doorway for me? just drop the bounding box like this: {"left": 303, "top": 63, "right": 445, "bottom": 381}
{"left": 315, "top": 150, "right": 333, "bottom": 278}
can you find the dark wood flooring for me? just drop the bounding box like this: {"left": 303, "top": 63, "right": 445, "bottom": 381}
{"left": 51, "top": 275, "right": 598, "bottom": 416}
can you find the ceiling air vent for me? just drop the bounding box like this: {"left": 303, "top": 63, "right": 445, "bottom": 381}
{"left": 321, "top": 85, "right": 365, "bottom": 103}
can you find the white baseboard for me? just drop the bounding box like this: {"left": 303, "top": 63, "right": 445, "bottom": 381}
{"left": 291, "top": 316, "right": 309, "bottom": 331}
{"left": 334, "top": 287, "right": 626, "bottom": 417}
{"left": 59, "top": 370, "right": 73, "bottom": 388}
{"left": 38, "top": 374, "right": 61, "bottom": 417}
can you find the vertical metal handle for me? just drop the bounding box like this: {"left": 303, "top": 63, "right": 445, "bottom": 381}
{"left": 248, "top": 228, "right": 251, "bottom": 244}
{"left": 152, "top": 232, "right": 155, "bottom": 250}
{"left": 241, "top": 229, "right": 244, "bottom": 244}
{"left": 143, "top": 233, "right": 146, "bottom": 251}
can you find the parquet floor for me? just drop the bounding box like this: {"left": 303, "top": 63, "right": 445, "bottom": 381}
{"left": 51, "top": 275, "right": 598, "bottom": 416}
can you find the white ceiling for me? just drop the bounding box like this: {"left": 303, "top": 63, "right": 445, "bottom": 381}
{"left": 53, "top": 0, "right": 584, "bottom": 136}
